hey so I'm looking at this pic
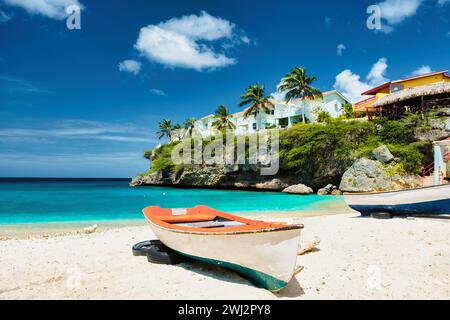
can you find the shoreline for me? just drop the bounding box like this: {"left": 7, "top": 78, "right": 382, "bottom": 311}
{"left": 0, "top": 219, "right": 146, "bottom": 240}
{"left": 1, "top": 213, "right": 448, "bottom": 299}
{"left": 0, "top": 206, "right": 354, "bottom": 239}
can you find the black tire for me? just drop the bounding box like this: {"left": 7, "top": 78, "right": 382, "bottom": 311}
{"left": 132, "top": 240, "right": 161, "bottom": 256}
{"left": 146, "top": 242, "right": 189, "bottom": 265}
{"left": 370, "top": 212, "right": 393, "bottom": 219}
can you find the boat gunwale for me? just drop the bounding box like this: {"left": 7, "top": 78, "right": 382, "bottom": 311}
{"left": 343, "top": 184, "right": 449, "bottom": 196}
{"left": 145, "top": 217, "right": 303, "bottom": 235}
{"left": 142, "top": 205, "right": 303, "bottom": 235}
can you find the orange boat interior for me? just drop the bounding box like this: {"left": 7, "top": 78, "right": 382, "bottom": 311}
{"left": 143, "top": 205, "right": 303, "bottom": 233}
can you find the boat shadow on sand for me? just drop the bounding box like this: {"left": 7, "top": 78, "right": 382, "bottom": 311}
{"left": 177, "top": 260, "right": 306, "bottom": 297}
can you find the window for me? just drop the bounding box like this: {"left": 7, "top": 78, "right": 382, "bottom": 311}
{"left": 390, "top": 84, "right": 404, "bottom": 93}
{"left": 252, "top": 123, "right": 257, "bottom": 130}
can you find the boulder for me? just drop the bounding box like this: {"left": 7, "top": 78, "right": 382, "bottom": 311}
{"left": 83, "top": 224, "right": 98, "bottom": 234}
{"left": 317, "top": 184, "right": 337, "bottom": 195}
{"left": 282, "top": 184, "right": 314, "bottom": 195}
{"left": 339, "top": 158, "right": 422, "bottom": 192}
{"left": 372, "top": 145, "right": 394, "bottom": 163}
{"left": 142, "top": 171, "right": 165, "bottom": 185}
{"left": 255, "top": 178, "right": 289, "bottom": 191}
{"left": 339, "top": 158, "right": 388, "bottom": 192}
{"left": 129, "top": 176, "right": 143, "bottom": 187}
{"left": 331, "top": 189, "right": 342, "bottom": 196}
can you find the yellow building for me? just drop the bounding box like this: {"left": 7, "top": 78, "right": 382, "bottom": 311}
{"left": 353, "top": 70, "right": 450, "bottom": 114}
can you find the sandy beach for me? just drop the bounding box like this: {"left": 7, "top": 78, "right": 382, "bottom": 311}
{"left": 0, "top": 213, "right": 449, "bottom": 300}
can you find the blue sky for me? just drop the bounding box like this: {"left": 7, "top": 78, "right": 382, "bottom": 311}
{"left": 0, "top": 0, "right": 449, "bottom": 178}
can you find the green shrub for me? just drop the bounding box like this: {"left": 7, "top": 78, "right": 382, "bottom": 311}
{"left": 148, "top": 143, "right": 177, "bottom": 173}
{"left": 341, "top": 103, "right": 354, "bottom": 119}
{"left": 280, "top": 120, "right": 377, "bottom": 184}
{"left": 141, "top": 112, "right": 435, "bottom": 180}
{"left": 314, "top": 107, "right": 333, "bottom": 123}
{"left": 387, "top": 141, "right": 429, "bottom": 174}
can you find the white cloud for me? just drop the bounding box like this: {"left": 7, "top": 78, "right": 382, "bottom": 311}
{"left": 337, "top": 44, "right": 346, "bottom": 56}
{"left": 0, "top": 151, "right": 148, "bottom": 177}
{"left": 334, "top": 58, "right": 390, "bottom": 102}
{"left": 149, "top": 88, "right": 167, "bottom": 96}
{"left": 0, "top": 152, "right": 143, "bottom": 164}
{"left": 334, "top": 70, "right": 373, "bottom": 103}
{"left": 3, "top": 0, "right": 84, "bottom": 20}
{"left": 411, "top": 65, "right": 432, "bottom": 76}
{"left": 118, "top": 59, "right": 142, "bottom": 75}
{"left": 134, "top": 11, "right": 246, "bottom": 71}
{"left": 0, "top": 10, "right": 11, "bottom": 23}
{"left": 366, "top": 57, "right": 389, "bottom": 85}
{"left": 240, "top": 35, "right": 251, "bottom": 44}
{"left": 158, "top": 11, "right": 234, "bottom": 41}
{"left": 0, "top": 119, "right": 156, "bottom": 143}
{"left": 0, "top": 75, "right": 52, "bottom": 94}
{"left": 376, "top": 0, "right": 423, "bottom": 33}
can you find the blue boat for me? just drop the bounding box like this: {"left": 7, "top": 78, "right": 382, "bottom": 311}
{"left": 343, "top": 184, "right": 450, "bottom": 216}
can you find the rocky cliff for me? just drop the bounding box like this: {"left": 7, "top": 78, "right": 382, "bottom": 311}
{"left": 130, "top": 164, "right": 297, "bottom": 191}
{"left": 132, "top": 116, "right": 449, "bottom": 193}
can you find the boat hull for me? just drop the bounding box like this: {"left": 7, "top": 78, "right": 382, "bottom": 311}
{"left": 146, "top": 219, "right": 302, "bottom": 292}
{"left": 344, "top": 184, "right": 450, "bottom": 216}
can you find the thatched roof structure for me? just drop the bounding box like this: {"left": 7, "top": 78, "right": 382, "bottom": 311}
{"left": 373, "top": 82, "right": 450, "bottom": 107}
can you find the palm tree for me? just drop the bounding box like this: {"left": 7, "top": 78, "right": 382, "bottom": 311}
{"left": 212, "top": 105, "right": 236, "bottom": 130}
{"left": 172, "top": 123, "right": 185, "bottom": 141}
{"left": 157, "top": 119, "right": 172, "bottom": 140}
{"left": 183, "top": 117, "right": 197, "bottom": 137}
{"left": 278, "top": 67, "right": 322, "bottom": 123}
{"left": 239, "top": 84, "right": 274, "bottom": 130}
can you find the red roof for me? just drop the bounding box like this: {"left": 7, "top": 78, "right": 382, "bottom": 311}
{"left": 362, "top": 70, "right": 449, "bottom": 96}
{"left": 354, "top": 96, "right": 376, "bottom": 106}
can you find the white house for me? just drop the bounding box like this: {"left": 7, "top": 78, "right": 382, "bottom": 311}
{"left": 271, "top": 90, "right": 349, "bottom": 127}
{"left": 191, "top": 90, "right": 350, "bottom": 138}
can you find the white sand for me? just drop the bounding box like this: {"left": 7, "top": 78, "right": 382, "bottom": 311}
{"left": 0, "top": 213, "right": 449, "bottom": 300}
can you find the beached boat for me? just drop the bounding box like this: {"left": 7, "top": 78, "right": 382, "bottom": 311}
{"left": 142, "top": 205, "right": 303, "bottom": 292}
{"left": 344, "top": 184, "right": 450, "bottom": 216}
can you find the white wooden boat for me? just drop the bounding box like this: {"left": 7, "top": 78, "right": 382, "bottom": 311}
{"left": 344, "top": 184, "right": 450, "bottom": 216}
{"left": 142, "top": 205, "right": 303, "bottom": 292}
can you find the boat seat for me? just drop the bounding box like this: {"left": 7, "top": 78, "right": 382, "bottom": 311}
{"left": 175, "top": 220, "right": 247, "bottom": 229}
{"left": 177, "top": 221, "right": 226, "bottom": 228}
{"left": 160, "top": 214, "right": 216, "bottom": 224}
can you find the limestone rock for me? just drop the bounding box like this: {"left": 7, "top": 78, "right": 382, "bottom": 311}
{"left": 339, "top": 158, "right": 421, "bottom": 192}
{"left": 317, "top": 184, "right": 337, "bottom": 195}
{"left": 339, "top": 158, "right": 387, "bottom": 192}
{"left": 83, "top": 224, "right": 98, "bottom": 234}
{"left": 255, "top": 178, "right": 289, "bottom": 191}
{"left": 282, "top": 184, "right": 314, "bottom": 195}
{"left": 331, "top": 189, "right": 342, "bottom": 196}
{"left": 372, "top": 145, "right": 394, "bottom": 163}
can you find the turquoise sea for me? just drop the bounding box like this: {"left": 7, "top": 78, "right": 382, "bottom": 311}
{"left": 0, "top": 178, "right": 347, "bottom": 225}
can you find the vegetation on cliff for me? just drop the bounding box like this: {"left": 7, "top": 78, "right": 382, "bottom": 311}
{"left": 142, "top": 114, "right": 436, "bottom": 188}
